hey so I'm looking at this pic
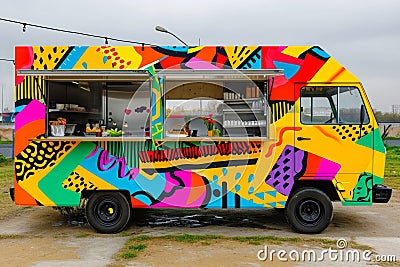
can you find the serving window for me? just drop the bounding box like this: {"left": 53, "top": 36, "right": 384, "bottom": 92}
{"left": 29, "top": 70, "right": 152, "bottom": 137}
{"left": 163, "top": 71, "right": 273, "bottom": 138}
{"left": 165, "top": 81, "right": 224, "bottom": 137}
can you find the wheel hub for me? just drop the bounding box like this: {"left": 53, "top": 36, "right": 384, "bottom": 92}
{"left": 298, "top": 199, "right": 321, "bottom": 223}
{"left": 96, "top": 199, "right": 120, "bottom": 224}
{"left": 108, "top": 207, "right": 114, "bottom": 215}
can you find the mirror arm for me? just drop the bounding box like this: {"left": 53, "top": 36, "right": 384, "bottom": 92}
{"left": 359, "top": 104, "right": 365, "bottom": 139}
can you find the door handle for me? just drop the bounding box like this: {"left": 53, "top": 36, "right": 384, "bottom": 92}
{"left": 297, "top": 136, "right": 311, "bottom": 141}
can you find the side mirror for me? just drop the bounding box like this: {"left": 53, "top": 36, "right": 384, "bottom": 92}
{"left": 359, "top": 104, "right": 367, "bottom": 139}
{"left": 360, "top": 104, "right": 367, "bottom": 125}
{"left": 360, "top": 104, "right": 365, "bottom": 125}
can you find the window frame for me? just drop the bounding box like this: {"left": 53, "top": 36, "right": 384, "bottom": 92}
{"left": 300, "top": 86, "right": 370, "bottom": 125}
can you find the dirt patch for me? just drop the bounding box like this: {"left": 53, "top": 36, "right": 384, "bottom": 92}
{"left": 0, "top": 128, "right": 12, "bottom": 141}
{"left": 122, "top": 240, "right": 295, "bottom": 267}
{"left": 0, "top": 237, "right": 78, "bottom": 267}
{"left": 0, "top": 208, "right": 127, "bottom": 266}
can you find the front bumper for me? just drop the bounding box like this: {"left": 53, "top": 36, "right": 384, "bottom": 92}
{"left": 372, "top": 184, "right": 392, "bottom": 203}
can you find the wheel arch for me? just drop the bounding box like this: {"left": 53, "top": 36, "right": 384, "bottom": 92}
{"left": 289, "top": 180, "right": 340, "bottom": 202}
{"left": 81, "top": 189, "right": 132, "bottom": 205}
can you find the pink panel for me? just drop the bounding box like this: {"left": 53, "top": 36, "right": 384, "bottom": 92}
{"left": 186, "top": 57, "right": 219, "bottom": 70}
{"left": 153, "top": 170, "right": 207, "bottom": 208}
{"left": 315, "top": 158, "right": 341, "bottom": 180}
{"left": 14, "top": 100, "right": 46, "bottom": 131}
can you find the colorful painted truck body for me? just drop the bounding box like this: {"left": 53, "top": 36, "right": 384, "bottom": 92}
{"left": 12, "top": 45, "right": 391, "bottom": 233}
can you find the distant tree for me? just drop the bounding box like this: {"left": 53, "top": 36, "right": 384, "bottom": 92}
{"left": 374, "top": 110, "right": 400, "bottom": 122}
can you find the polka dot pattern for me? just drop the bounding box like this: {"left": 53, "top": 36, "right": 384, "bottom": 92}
{"left": 332, "top": 124, "right": 374, "bottom": 141}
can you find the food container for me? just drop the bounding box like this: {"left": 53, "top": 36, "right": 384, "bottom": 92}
{"left": 65, "top": 124, "right": 76, "bottom": 135}
{"left": 50, "top": 125, "right": 65, "bottom": 136}
{"left": 56, "top": 103, "right": 64, "bottom": 110}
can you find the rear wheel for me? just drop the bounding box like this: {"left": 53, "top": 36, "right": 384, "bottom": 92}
{"left": 86, "top": 191, "right": 131, "bottom": 234}
{"left": 285, "top": 188, "right": 333, "bottom": 234}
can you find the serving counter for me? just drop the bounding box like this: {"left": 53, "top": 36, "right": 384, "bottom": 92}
{"left": 31, "top": 136, "right": 273, "bottom": 142}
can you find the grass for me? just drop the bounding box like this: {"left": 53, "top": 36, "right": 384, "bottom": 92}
{"left": 0, "top": 154, "right": 9, "bottom": 164}
{"left": 120, "top": 252, "right": 138, "bottom": 259}
{"left": 0, "top": 140, "right": 12, "bottom": 144}
{"left": 231, "top": 235, "right": 301, "bottom": 245}
{"left": 385, "top": 137, "right": 400, "bottom": 140}
{"left": 118, "top": 231, "right": 132, "bottom": 237}
{"left": 0, "top": 159, "right": 23, "bottom": 220}
{"left": 75, "top": 233, "right": 92, "bottom": 238}
{"left": 158, "top": 233, "right": 223, "bottom": 243}
{"left": 128, "top": 244, "right": 147, "bottom": 251}
{"left": 384, "top": 146, "right": 400, "bottom": 190}
{"left": 118, "top": 243, "right": 147, "bottom": 260}
{"left": 0, "top": 234, "right": 24, "bottom": 239}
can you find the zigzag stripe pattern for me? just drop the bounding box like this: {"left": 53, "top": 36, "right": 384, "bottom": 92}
{"left": 15, "top": 76, "right": 46, "bottom": 101}
{"left": 270, "top": 101, "right": 294, "bottom": 122}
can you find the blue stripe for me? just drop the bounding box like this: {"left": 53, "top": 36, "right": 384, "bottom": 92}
{"left": 311, "top": 47, "right": 331, "bottom": 59}
{"left": 59, "top": 46, "right": 88, "bottom": 69}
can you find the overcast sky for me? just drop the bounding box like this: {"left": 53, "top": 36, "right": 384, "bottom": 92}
{"left": 1, "top": 0, "right": 399, "bottom": 112}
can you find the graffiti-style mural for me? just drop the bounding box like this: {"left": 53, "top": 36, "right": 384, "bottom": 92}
{"left": 13, "top": 45, "right": 386, "bottom": 210}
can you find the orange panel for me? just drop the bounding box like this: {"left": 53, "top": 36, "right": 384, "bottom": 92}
{"left": 14, "top": 119, "right": 45, "bottom": 156}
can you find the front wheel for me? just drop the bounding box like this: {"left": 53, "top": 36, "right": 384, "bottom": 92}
{"left": 86, "top": 191, "right": 131, "bottom": 234}
{"left": 285, "top": 188, "right": 333, "bottom": 234}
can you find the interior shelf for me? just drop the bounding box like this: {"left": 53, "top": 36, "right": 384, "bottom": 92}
{"left": 223, "top": 109, "right": 264, "bottom": 113}
{"left": 48, "top": 109, "right": 101, "bottom": 115}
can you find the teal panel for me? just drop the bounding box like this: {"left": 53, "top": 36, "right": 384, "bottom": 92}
{"left": 38, "top": 142, "right": 96, "bottom": 206}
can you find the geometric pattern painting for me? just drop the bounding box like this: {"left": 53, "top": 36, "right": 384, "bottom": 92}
{"left": 12, "top": 45, "right": 386, "bottom": 208}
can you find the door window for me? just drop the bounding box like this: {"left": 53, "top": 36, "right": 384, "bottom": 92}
{"left": 300, "top": 86, "right": 369, "bottom": 125}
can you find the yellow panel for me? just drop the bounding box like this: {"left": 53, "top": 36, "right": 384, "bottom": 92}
{"left": 281, "top": 46, "right": 312, "bottom": 58}
{"left": 373, "top": 151, "right": 386, "bottom": 178}
{"left": 69, "top": 166, "right": 118, "bottom": 190}
{"left": 225, "top": 46, "right": 259, "bottom": 69}
{"left": 19, "top": 171, "right": 55, "bottom": 205}
{"left": 113, "top": 47, "right": 142, "bottom": 69}
{"left": 188, "top": 46, "right": 204, "bottom": 53}
{"left": 32, "top": 46, "right": 70, "bottom": 70}
{"left": 310, "top": 58, "right": 358, "bottom": 83}
{"left": 78, "top": 46, "right": 142, "bottom": 70}
{"left": 74, "top": 46, "right": 113, "bottom": 69}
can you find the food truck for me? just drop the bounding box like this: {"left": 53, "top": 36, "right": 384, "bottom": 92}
{"left": 11, "top": 45, "right": 391, "bottom": 234}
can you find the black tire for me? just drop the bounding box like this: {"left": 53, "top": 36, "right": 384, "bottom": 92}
{"left": 285, "top": 188, "right": 333, "bottom": 234}
{"left": 86, "top": 191, "right": 131, "bottom": 234}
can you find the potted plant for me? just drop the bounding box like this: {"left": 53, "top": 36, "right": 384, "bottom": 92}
{"left": 201, "top": 115, "right": 216, "bottom": 137}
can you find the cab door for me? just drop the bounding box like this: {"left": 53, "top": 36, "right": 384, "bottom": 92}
{"left": 294, "top": 84, "right": 374, "bottom": 201}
